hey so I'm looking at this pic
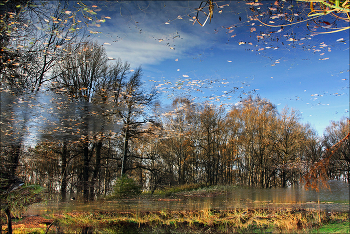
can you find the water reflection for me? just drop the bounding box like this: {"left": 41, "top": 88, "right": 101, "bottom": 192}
{"left": 26, "top": 180, "right": 349, "bottom": 216}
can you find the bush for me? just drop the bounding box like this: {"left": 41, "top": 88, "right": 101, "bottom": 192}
{"left": 113, "top": 176, "right": 142, "bottom": 198}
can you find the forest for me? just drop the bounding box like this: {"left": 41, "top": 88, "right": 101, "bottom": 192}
{"left": 0, "top": 0, "right": 349, "bottom": 232}
{"left": 1, "top": 37, "right": 349, "bottom": 200}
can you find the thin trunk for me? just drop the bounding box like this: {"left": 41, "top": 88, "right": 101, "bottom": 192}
{"left": 82, "top": 103, "right": 90, "bottom": 202}
{"left": 121, "top": 126, "right": 129, "bottom": 177}
{"left": 83, "top": 143, "right": 90, "bottom": 201}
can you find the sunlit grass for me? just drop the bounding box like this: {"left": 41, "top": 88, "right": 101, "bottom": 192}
{"left": 6, "top": 200, "right": 349, "bottom": 233}
{"left": 142, "top": 183, "right": 239, "bottom": 198}
{"left": 143, "top": 183, "right": 206, "bottom": 196}
{"left": 35, "top": 208, "right": 348, "bottom": 233}
{"left": 311, "top": 220, "right": 350, "bottom": 233}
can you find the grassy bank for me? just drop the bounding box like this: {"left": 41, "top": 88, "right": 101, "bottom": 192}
{"left": 6, "top": 208, "right": 349, "bottom": 233}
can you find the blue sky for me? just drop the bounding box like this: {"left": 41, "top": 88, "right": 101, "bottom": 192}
{"left": 82, "top": 0, "right": 349, "bottom": 135}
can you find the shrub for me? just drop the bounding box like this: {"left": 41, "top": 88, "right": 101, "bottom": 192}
{"left": 112, "top": 176, "right": 142, "bottom": 198}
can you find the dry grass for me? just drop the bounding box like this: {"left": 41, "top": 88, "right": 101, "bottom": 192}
{"left": 4, "top": 208, "right": 348, "bottom": 233}
{"left": 42, "top": 208, "right": 348, "bottom": 233}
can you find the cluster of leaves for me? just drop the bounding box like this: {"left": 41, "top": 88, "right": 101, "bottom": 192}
{"left": 1, "top": 184, "right": 44, "bottom": 217}
{"left": 112, "top": 176, "right": 142, "bottom": 198}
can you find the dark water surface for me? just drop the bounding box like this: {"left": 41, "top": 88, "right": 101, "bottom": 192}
{"left": 26, "top": 180, "right": 349, "bottom": 215}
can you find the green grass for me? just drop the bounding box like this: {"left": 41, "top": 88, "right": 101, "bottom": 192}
{"left": 145, "top": 183, "right": 206, "bottom": 196}
{"left": 311, "top": 221, "right": 350, "bottom": 233}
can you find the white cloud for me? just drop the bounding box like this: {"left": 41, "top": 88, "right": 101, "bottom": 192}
{"left": 88, "top": 1, "right": 213, "bottom": 69}
{"left": 99, "top": 28, "right": 205, "bottom": 69}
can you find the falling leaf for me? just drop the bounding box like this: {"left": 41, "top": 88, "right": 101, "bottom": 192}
{"left": 183, "top": 75, "right": 189, "bottom": 77}
{"left": 231, "top": 34, "right": 236, "bottom": 38}
{"left": 158, "top": 39, "right": 163, "bottom": 42}
{"left": 227, "top": 60, "right": 232, "bottom": 62}
{"left": 239, "top": 41, "right": 245, "bottom": 45}
{"left": 105, "top": 16, "right": 111, "bottom": 19}
{"left": 175, "top": 58, "right": 178, "bottom": 61}
{"left": 92, "top": 5, "right": 97, "bottom": 7}
{"left": 65, "top": 11, "right": 71, "bottom": 14}
{"left": 104, "top": 42, "right": 111, "bottom": 45}
{"left": 165, "top": 22, "right": 170, "bottom": 25}
{"left": 250, "top": 27, "right": 256, "bottom": 32}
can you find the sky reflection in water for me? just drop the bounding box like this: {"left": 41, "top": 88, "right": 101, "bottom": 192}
{"left": 81, "top": 0, "right": 350, "bottom": 135}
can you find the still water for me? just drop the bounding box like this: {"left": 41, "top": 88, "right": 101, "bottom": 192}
{"left": 26, "top": 180, "right": 349, "bottom": 215}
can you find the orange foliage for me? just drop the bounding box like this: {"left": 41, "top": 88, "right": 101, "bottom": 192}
{"left": 303, "top": 128, "right": 350, "bottom": 191}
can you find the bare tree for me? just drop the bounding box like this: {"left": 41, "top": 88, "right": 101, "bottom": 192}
{"left": 118, "top": 67, "right": 158, "bottom": 177}
{"left": 52, "top": 41, "right": 108, "bottom": 201}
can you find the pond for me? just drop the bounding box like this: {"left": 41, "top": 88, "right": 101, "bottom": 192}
{"left": 26, "top": 180, "right": 349, "bottom": 216}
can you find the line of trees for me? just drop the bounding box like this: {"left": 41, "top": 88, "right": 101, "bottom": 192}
{"left": 1, "top": 0, "right": 349, "bottom": 205}
{"left": 8, "top": 88, "right": 350, "bottom": 200}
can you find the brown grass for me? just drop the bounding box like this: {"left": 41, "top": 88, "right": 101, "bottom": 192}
{"left": 4, "top": 208, "right": 349, "bottom": 233}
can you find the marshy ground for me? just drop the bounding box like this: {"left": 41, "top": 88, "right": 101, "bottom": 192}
{"left": 6, "top": 208, "right": 350, "bottom": 233}
{"left": 3, "top": 184, "right": 350, "bottom": 233}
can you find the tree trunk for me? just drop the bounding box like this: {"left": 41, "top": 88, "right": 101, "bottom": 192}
{"left": 82, "top": 103, "right": 90, "bottom": 202}
{"left": 121, "top": 125, "right": 129, "bottom": 177}
{"left": 281, "top": 169, "right": 287, "bottom": 188}
{"left": 60, "top": 141, "right": 68, "bottom": 201}
{"left": 9, "top": 145, "right": 21, "bottom": 177}
{"left": 83, "top": 143, "right": 90, "bottom": 201}
{"left": 5, "top": 207, "right": 12, "bottom": 234}
{"left": 90, "top": 140, "right": 102, "bottom": 200}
